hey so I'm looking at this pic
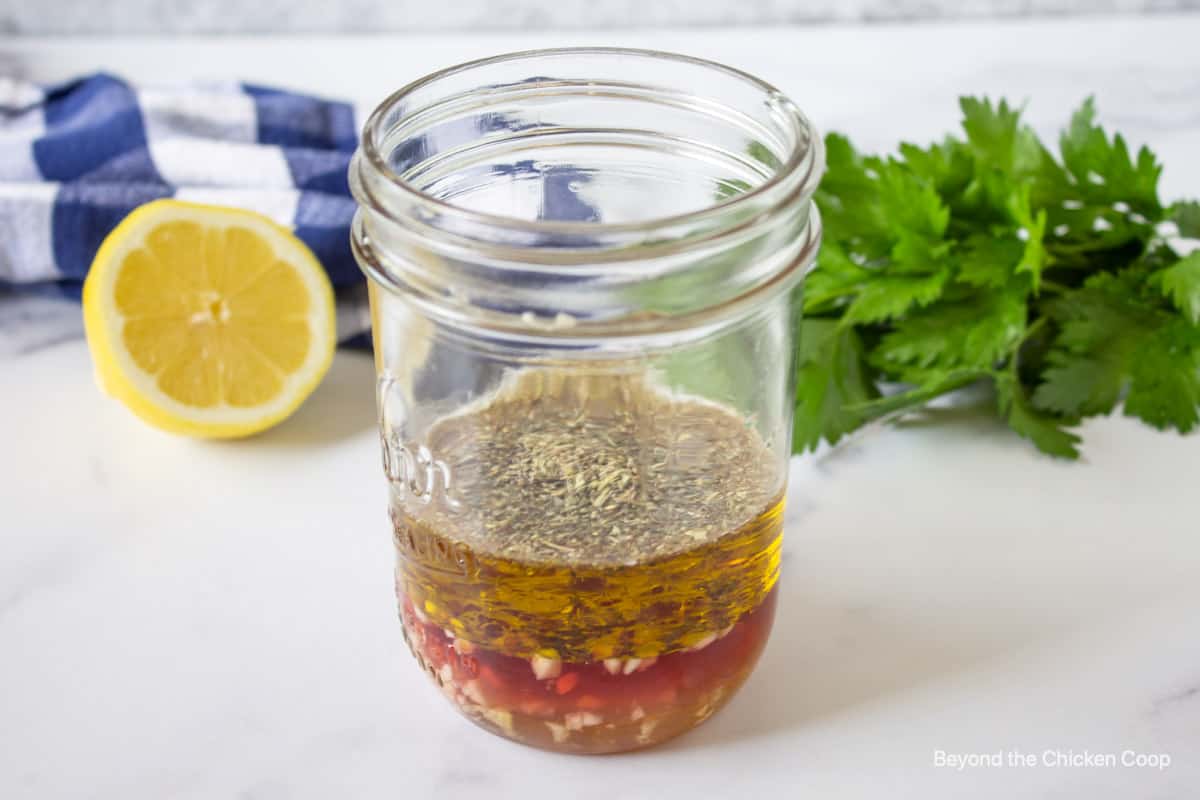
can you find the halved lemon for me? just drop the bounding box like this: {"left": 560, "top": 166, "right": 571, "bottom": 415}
{"left": 82, "top": 199, "right": 336, "bottom": 438}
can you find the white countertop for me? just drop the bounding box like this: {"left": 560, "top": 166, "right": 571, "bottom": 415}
{"left": 3, "top": 17, "right": 1200, "bottom": 799}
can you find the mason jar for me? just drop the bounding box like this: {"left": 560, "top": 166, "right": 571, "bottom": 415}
{"left": 349, "top": 48, "right": 822, "bottom": 753}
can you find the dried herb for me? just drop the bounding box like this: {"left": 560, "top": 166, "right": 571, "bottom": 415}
{"left": 420, "top": 369, "right": 779, "bottom": 566}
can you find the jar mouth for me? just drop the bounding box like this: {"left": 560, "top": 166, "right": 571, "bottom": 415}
{"left": 352, "top": 47, "right": 823, "bottom": 341}
{"left": 357, "top": 46, "right": 821, "bottom": 238}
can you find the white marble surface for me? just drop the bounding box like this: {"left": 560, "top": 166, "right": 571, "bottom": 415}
{"left": 2, "top": 17, "right": 1200, "bottom": 799}
{"left": 2, "top": 0, "right": 1198, "bottom": 35}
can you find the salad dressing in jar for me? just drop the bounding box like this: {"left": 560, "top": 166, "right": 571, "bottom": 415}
{"left": 351, "top": 48, "right": 822, "bottom": 753}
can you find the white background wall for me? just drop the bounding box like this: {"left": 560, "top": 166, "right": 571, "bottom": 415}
{"left": 1, "top": 0, "right": 1196, "bottom": 34}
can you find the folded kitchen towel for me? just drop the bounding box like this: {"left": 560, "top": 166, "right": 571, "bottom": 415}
{"left": 0, "top": 73, "right": 370, "bottom": 346}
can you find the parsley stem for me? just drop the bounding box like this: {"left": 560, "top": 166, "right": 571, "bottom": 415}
{"left": 1019, "top": 316, "right": 1048, "bottom": 347}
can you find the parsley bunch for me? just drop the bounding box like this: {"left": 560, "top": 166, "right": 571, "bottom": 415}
{"left": 796, "top": 97, "right": 1200, "bottom": 458}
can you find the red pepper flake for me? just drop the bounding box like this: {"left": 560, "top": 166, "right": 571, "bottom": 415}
{"left": 554, "top": 672, "right": 580, "bottom": 695}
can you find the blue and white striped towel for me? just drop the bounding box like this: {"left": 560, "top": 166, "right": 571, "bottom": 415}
{"left": 0, "top": 73, "right": 370, "bottom": 347}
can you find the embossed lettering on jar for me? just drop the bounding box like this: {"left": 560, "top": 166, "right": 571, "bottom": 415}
{"left": 350, "top": 48, "right": 823, "bottom": 753}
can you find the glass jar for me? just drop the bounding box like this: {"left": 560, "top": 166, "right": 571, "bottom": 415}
{"left": 350, "top": 48, "right": 822, "bottom": 753}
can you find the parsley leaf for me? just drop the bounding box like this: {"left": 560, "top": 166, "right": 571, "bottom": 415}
{"left": 997, "top": 371, "right": 1083, "bottom": 459}
{"left": 803, "top": 239, "right": 869, "bottom": 313}
{"left": 817, "top": 133, "right": 887, "bottom": 246}
{"left": 1151, "top": 252, "right": 1200, "bottom": 324}
{"left": 1031, "top": 267, "right": 1200, "bottom": 435}
{"left": 1059, "top": 97, "right": 1162, "bottom": 217}
{"left": 958, "top": 234, "right": 1023, "bottom": 289}
{"left": 1032, "top": 275, "right": 1148, "bottom": 416}
{"left": 899, "top": 137, "right": 973, "bottom": 199}
{"left": 875, "top": 159, "right": 950, "bottom": 243}
{"left": 1173, "top": 201, "right": 1200, "bottom": 238}
{"left": 1124, "top": 319, "right": 1200, "bottom": 432}
{"left": 1032, "top": 354, "right": 1125, "bottom": 417}
{"left": 872, "top": 287, "right": 1027, "bottom": 376}
{"left": 792, "top": 320, "right": 878, "bottom": 453}
{"left": 840, "top": 269, "right": 950, "bottom": 326}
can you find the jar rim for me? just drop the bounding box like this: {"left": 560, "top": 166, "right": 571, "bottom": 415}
{"left": 358, "top": 46, "right": 820, "bottom": 237}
